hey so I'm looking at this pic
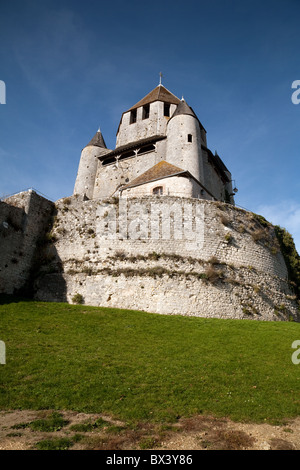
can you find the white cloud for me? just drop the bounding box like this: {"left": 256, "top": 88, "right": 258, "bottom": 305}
{"left": 255, "top": 200, "right": 300, "bottom": 253}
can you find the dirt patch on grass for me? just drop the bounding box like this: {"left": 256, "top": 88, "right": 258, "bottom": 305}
{"left": 0, "top": 410, "right": 299, "bottom": 450}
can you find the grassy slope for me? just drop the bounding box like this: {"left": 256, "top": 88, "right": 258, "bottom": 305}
{"left": 0, "top": 299, "right": 299, "bottom": 424}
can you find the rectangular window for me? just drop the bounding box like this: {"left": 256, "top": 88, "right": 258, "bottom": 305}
{"left": 130, "top": 109, "right": 137, "bottom": 124}
{"left": 164, "top": 103, "right": 170, "bottom": 117}
{"left": 142, "top": 104, "right": 150, "bottom": 119}
{"left": 153, "top": 186, "right": 163, "bottom": 195}
{"left": 188, "top": 134, "right": 193, "bottom": 142}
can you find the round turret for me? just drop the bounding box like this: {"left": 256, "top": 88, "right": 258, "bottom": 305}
{"left": 166, "top": 100, "right": 204, "bottom": 184}
{"left": 73, "top": 129, "right": 109, "bottom": 199}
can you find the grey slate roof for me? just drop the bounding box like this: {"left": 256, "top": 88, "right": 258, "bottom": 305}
{"left": 86, "top": 130, "right": 107, "bottom": 148}
{"left": 170, "top": 99, "right": 197, "bottom": 119}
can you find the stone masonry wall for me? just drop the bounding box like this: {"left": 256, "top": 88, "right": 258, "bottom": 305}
{"left": 0, "top": 190, "right": 54, "bottom": 295}
{"left": 34, "top": 195, "right": 299, "bottom": 321}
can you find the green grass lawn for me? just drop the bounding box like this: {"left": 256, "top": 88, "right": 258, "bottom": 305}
{"left": 0, "top": 298, "right": 299, "bottom": 424}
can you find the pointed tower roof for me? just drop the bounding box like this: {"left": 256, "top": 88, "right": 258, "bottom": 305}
{"left": 128, "top": 85, "right": 181, "bottom": 111}
{"left": 168, "top": 98, "right": 206, "bottom": 131}
{"left": 170, "top": 98, "right": 197, "bottom": 119}
{"left": 85, "top": 129, "right": 107, "bottom": 148}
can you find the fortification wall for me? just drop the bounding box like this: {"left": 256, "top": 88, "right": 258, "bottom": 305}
{"left": 0, "top": 190, "right": 54, "bottom": 295}
{"left": 34, "top": 195, "right": 299, "bottom": 321}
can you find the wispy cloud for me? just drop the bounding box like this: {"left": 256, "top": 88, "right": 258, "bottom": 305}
{"left": 255, "top": 200, "right": 300, "bottom": 253}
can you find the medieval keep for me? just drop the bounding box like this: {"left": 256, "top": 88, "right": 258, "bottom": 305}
{"left": 73, "top": 83, "right": 235, "bottom": 203}
{"left": 1, "top": 81, "right": 299, "bottom": 322}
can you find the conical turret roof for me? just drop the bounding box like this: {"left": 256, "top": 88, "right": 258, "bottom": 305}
{"left": 128, "top": 85, "right": 181, "bottom": 111}
{"left": 85, "top": 129, "right": 107, "bottom": 148}
{"left": 169, "top": 98, "right": 197, "bottom": 119}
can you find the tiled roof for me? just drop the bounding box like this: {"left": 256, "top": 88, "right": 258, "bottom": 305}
{"left": 122, "top": 161, "right": 187, "bottom": 189}
{"left": 170, "top": 99, "right": 197, "bottom": 119}
{"left": 128, "top": 85, "right": 181, "bottom": 111}
{"left": 86, "top": 130, "right": 107, "bottom": 148}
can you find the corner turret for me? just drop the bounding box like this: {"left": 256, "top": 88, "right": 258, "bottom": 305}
{"left": 166, "top": 98, "right": 204, "bottom": 184}
{"left": 73, "top": 129, "right": 110, "bottom": 199}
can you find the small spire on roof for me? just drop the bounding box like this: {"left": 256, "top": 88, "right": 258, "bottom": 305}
{"left": 98, "top": 126, "right": 101, "bottom": 133}
{"left": 181, "top": 96, "right": 185, "bottom": 101}
{"left": 159, "top": 71, "right": 163, "bottom": 86}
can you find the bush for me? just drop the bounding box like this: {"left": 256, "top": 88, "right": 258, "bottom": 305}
{"left": 205, "top": 265, "right": 222, "bottom": 283}
{"left": 275, "top": 226, "right": 300, "bottom": 299}
{"left": 72, "top": 293, "right": 84, "bottom": 304}
{"left": 251, "top": 228, "right": 267, "bottom": 243}
{"left": 220, "top": 213, "right": 230, "bottom": 226}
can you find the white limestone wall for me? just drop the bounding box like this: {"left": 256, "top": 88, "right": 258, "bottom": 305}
{"left": 116, "top": 102, "right": 177, "bottom": 147}
{"left": 93, "top": 150, "right": 158, "bottom": 199}
{"left": 166, "top": 114, "right": 204, "bottom": 184}
{"left": 0, "top": 190, "right": 54, "bottom": 294}
{"left": 34, "top": 196, "right": 299, "bottom": 321}
{"left": 123, "top": 175, "right": 202, "bottom": 199}
{"left": 73, "top": 146, "right": 110, "bottom": 199}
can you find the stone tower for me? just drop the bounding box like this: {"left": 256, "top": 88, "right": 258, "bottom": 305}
{"left": 73, "top": 129, "right": 109, "bottom": 199}
{"left": 74, "top": 83, "right": 235, "bottom": 203}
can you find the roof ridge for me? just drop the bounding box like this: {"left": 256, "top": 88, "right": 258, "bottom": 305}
{"left": 128, "top": 85, "right": 181, "bottom": 111}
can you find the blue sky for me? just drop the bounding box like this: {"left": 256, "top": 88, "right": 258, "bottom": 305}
{"left": 0, "top": 0, "right": 299, "bottom": 250}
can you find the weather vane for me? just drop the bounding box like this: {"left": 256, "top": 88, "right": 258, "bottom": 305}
{"left": 159, "top": 72, "right": 163, "bottom": 86}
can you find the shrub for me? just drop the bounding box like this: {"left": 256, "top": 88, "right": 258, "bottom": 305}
{"left": 114, "top": 250, "right": 126, "bottom": 261}
{"left": 275, "top": 226, "right": 300, "bottom": 299}
{"left": 205, "top": 265, "right": 222, "bottom": 283}
{"left": 251, "top": 228, "right": 267, "bottom": 243}
{"left": 252, "top": 213, "right": 271, "bottom": 228}
{"left": 224, "top": 232, "right": 233, "bottom": 243}
{"left": 72, "top": 293, "right": 84, "bottom": 304}
{"left": 220, "top": 214, "right": 230, "bottom": 226}
{"left": 45, "top": 231, "right": 57, "bottom": 243}
{"left": 148, "top": 252, "right": 161, "bottom": 261}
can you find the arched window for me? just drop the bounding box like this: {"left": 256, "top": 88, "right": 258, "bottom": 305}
{"left": 153, "top": 186, "right": 163, "bottom": 195}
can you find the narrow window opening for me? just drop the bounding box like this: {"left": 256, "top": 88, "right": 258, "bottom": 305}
{"left": 130, "top": 109, "right": 137, "bottom": 124}
{"left": 153, "top": 186, "right": 163, "bottom": 195}
{"left": 164, "top": 103, "right": 170, "bottom": 117}
{"left": 188, "top": 134, "right": 193, "bottom": 143}
{"left": 142, "top": 104, "right": 150, "bottom": 119}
